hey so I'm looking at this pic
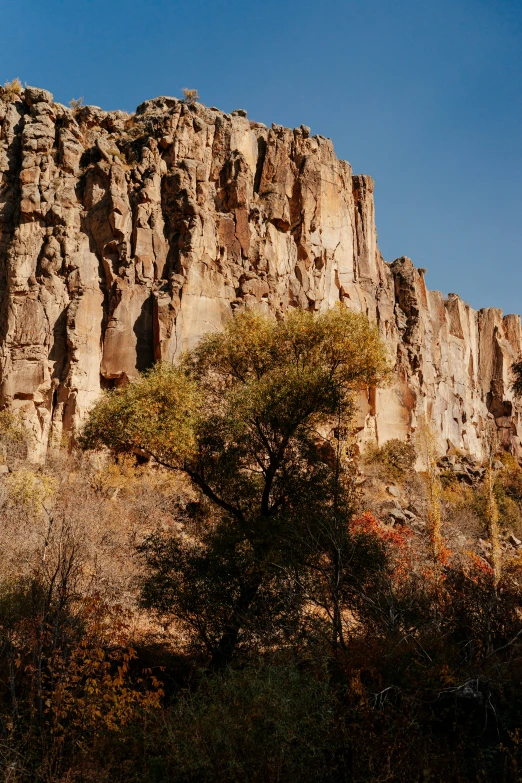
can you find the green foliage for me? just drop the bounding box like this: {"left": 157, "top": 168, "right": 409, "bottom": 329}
{"left": 138, "top": 518, "right": 305, "bottom": 658}
{"left": 490, "top": 457, "right": 522, "bottom": 536}
{"left": 84, "top": 309, "right": 389, "bottom": 478}
{"left": 81, "top": 363, "right": 202, "bottom": 465}
{"left": 365, "top": 437, "right": 416, "bottom": 481}
{"left": 0, "top": 575, "right": 41, "bottom": 630}
{"left": 188, "top": 306, "right": 389, "bottom": 392}
{"left": 159, "top": 662, "right": 339, "bottom": 783}
{"left": 84, "top": 306, "right": 389, "bottom": 520}
{"left": 85, "top": 308, "right": 389, "bottom": 667}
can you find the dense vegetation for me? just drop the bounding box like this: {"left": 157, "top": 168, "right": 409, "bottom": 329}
{"left": 2, "top": 308, "right": 522, "bottom": 781}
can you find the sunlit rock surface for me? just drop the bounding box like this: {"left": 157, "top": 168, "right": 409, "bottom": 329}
{"left": 0, "top": 87, "right": 520, "bottom": 459}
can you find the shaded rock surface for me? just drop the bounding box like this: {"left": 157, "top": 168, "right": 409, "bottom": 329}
{"left": 0, "top": 87, "right": 521, "bottom": 459}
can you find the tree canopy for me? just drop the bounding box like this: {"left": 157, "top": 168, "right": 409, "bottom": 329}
{"left": 83, "top": 306, "right": 389, "bottom": 497}
{"left": 82, "top": 305, "right": 390, "bottom": 667}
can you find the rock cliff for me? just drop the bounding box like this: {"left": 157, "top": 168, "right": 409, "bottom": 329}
{"left": 0, "top": 86, "right": 520, "bottom": 460}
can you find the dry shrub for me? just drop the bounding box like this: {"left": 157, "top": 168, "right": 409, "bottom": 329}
{"left": 0, "top": 453, "right": 170, "bottom": 780}
{"left": 0, "top": 409, "right": 29, "bottom": 466}
{"left": 0, "top": 580, "right": 162, "bottom": 780}
{"left": 69, "top": 96, "right": 83, "bottom": 113}
{"left": 442, "top": 482, "right": 485, "bottom": 539}
{"left": 484, "top": 466, "right": 502, "bottom": 585}
{"left": 497, "top": 454, "right": 522, "bottom": 533}
{"left": 1, "top": 78, "right": 22, "bottom": 103}
{"left": 0, "top": 452, "right": 193, "bottom": 626}
{"left": 182, "top": 88, "right": 199, "bottom": 105}
{"left": 415, "top": 420, "right": 446, "bottom": 563}
{"left": 442, "top": 468, "right": 522, "bottom": 541}
{"left": 365, "top": 438, "right": 416, "bottom": 482}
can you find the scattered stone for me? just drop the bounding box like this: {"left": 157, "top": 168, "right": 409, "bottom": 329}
{"left": 509, "top": 533, "right": 522, "bottom": 548}
{"left": 0, "top": 464, "right": 9, "bottom": 475}
{"left": 388, "top": 508, "right": 407, "bottom": 524}
{"left": 387, "top": 485, "right": 400, "bottom": 497}
{"left": 378, "top": 500, "right": 402, "bottom": 513}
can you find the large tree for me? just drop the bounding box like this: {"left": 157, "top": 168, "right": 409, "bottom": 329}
{"left": 82, "top": 306, "right": 389, "bottom": 667}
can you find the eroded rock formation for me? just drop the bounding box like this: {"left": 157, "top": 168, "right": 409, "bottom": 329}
{"left": 0, "top": 86, "right": 520, "bottom": 460}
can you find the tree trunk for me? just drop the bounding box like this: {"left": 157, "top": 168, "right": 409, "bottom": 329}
{"left": 210, "top": 570, "right": 264, "bottom": 670}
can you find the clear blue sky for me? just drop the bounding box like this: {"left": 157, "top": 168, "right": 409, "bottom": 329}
{"left": 2, "top": 0, "right": 521, "bottom": 314}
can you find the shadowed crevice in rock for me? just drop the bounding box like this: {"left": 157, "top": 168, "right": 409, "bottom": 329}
{"left": 133, "top": 294, "right": 154, "bottom": 373}
{"left": 253, "top": 136, "right": 266, "bottom": 195}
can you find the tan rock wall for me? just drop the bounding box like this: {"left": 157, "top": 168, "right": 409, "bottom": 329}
{"left": 0, "top": 87, "right": 519, "bottom": 460}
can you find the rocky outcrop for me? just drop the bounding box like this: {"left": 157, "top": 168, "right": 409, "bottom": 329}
{"left": 0, "top": 86, "right": 520, "bottom": 460}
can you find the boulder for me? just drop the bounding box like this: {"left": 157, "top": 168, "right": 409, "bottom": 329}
{"left": 388, "top": 509, "right": 407, "bottom": 525}
{"left": 24, "top": 86, "right": 53, "bottom": 106}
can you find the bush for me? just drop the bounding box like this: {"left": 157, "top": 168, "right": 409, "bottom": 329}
{"left": 1, "top": 78, "right": 22, "bottom": 103}
{"left": 69, "top": 96, "right": 84, "bottom": 113}
{"left": 366, "top": 438, "right": 416, "bottom": 481}
{"left": 498, "top": 454, "right": 522, "bottom": 503}
{"left": 0, "top": 573, "right": 162, "bottom": 781}
{"left": 494, "top": 483, "right": 522, "bottom": 535}
{"left": 158, "top": 662, "right": 340, "bottom": 783}
{"left": 443, "top": 476, "right": 522, "bottom": 539}
{"left": 182, "top": 88, "right": 199, "bottom": 105}
{"left": 0, "top": 409, "right": 29, "bottom": 465}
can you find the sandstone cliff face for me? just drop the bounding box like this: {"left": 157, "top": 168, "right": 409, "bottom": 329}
{"left": 0, "top": 86, "right": 520, "bottom": 460}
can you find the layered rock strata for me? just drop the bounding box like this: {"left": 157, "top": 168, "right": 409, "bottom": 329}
{"left": 0, "top": 86, "right": 520, "bottom": 460}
